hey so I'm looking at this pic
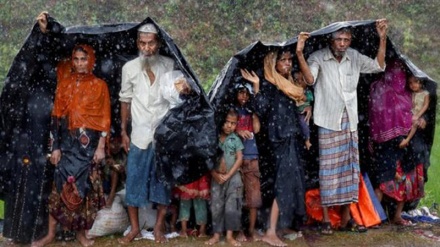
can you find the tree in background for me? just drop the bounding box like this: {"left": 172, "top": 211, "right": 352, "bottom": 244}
{"left": 1, "top": 1, "right": 439, "bottom": 100}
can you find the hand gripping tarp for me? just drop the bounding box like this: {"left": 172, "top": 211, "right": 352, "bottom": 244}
{"left": 208, "top": 20, "right": 437, "bottom": 204}
{"left": 0, "top": 16, "right": 216, "bottom": 243}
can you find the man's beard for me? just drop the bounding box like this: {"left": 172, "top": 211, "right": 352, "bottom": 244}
{"left": 331, "top": 49, "right": 345, "bottom": 59}
{"left": 139, "top": 51, "right": 159, "bottom": 68}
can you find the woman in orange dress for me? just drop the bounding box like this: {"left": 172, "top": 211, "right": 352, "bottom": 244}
{"left": 32, "top": 44, "right": 111, "bottom": 247}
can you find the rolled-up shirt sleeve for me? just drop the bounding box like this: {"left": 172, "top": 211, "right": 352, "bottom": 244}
{"left": 359, "top": 56, "right": 385, "bottom": 73}
{"left": 308, "top": 54, "right": 320, "bottom": 85}
{"left": 119, "top": 65, "right": 133, "bottom": 103}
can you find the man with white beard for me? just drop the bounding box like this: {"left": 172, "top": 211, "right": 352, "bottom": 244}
{"left": 118, "top": 23, "right": 190, "bottom": 244}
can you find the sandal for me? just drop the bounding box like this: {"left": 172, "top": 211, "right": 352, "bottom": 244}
{"left": 339, "top": 219, "right": 367, "bottom": 233}
{"left": 320, "top": 221, "right": 333, "bottom": 235}
{"left": 188, "top": 229, "right": 198, "bottom": 237}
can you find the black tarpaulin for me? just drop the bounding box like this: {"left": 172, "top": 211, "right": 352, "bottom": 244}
{"left": 208, "top": 20, "right": 437, "bottom": 203}
{"left": 0, "top": 16, "right": 216, "bottom": 243}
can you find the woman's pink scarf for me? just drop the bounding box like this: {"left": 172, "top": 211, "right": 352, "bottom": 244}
{"left": 369, "top": 59, "right": 412, "bottom": 143}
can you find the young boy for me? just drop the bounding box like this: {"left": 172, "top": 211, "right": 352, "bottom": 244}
{"left": 234, "top": 83, "right": 262, "bottom": 242}
{"left": 205, "top": 109, "right": 244, "bottom": 246}
{"left": 176, "top": 174, "right": 209, "bottom": 238}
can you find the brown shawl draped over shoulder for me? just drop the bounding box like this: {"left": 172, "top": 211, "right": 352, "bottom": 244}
{"left": 52, "top": 44, "right": 111, "bottom": 133}
{"left": 263, "top": 51, "right": 304, "bottom": 102}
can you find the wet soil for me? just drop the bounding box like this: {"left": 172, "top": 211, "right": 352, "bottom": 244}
{"left": 3, "top": 221, "right": 440, "bottom": 247}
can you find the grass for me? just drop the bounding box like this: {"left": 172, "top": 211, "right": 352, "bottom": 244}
{"left": 1, "top": 224, "right": 435, "bottom": 247}
{"left": 0, "top": 200, "right": 3, "bottom": 219}
{"left": 421, "top": 122, "right": 440, "bottom": 209}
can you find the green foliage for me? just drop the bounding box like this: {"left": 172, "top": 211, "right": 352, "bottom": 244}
{"left": 420, "top": 189, "right": 436, "bottom": 210}
{"left": 0, "top": 43, "right": 19, "bottom": 83}
{"left": 0, "top": 200, "right": 3, "bottom": 219}
{"left": 422, "top": 123, "right": 440, "bottom": 206}
{"left": 0, "top": 0, "right": 439, "bottom": 95}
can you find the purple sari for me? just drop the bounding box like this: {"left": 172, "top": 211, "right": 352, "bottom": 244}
{"left": 368, "top": 59, "right": 422, "bottom": 189}
{"left": 369, "top": 59, "right": 412, "bottom": 143}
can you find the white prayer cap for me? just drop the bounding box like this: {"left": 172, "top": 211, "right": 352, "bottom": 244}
{"left": 138, "top": 23, "right": 158, "bottom": 34}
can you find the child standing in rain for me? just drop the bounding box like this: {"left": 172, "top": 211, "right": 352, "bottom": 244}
{"left": 233, "top": 83, "right": 262, "bottom": 242}
{"left": 176, "top": 174, "right": 210, "bottom": 238}
{"left": 205, "top": 109, "right": 244, "bottom": 246}
{"left": 293, "top": 71, "right": 313, "bottom": 150}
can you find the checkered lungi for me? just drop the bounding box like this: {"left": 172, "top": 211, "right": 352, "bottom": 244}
{"left": 318, "top": 110, "right": 360, "bottom": 206}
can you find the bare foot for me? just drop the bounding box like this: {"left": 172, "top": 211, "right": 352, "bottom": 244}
{"left": 118, "top": 229, "right": 140, "bottom": 245}
{"left": 250, "top": 231, "right": 262, "bottom": 241}
{"left": 205, "top": 234, "right": 220, "bottom": 245}
{"left": 179, "top": 230, "right": 188, "bottom": 238}
{"left": 262, "top": 232, "right": 287, "bottom": 247}
{"left": 76, "top": 232, "right": 95, "bottom": 247}
{"left": 236, "top": 231, "right": 248, "bottom": 242}
{"left": 5, "top": 239, "right": 18, "bottom": 246}
{"left": 154, "top": 229, "right": 167, "bottom": 243}
{"left": 226, "top": 237, "right": 242, "bottom": 246}
{"left": 31, "top": 234, "right": 55, "bottom": 247}
{"left": 199, "top": 225, "right": 208, "bottom": 237}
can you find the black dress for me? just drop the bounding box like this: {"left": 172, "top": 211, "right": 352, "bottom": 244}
{"left": 2, "top": 90, "right": 55, "bottom": 243}
{"left": 254, "top": 78, "right": 306, "bottom": 229}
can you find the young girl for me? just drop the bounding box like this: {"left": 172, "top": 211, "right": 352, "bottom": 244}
{"left": 234, "top": 83, "right": 262, "bottom": 242}
{"left": 176, "top": 174, "right": 210, "bottom": 238}
{"left": 399, "top": 76, "right": 430, "bottom": 148}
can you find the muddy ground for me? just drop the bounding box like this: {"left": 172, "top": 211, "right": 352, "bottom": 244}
{"left": 2, "top": 221, "right": 440, "bottom": 247}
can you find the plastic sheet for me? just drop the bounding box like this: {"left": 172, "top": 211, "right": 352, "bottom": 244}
{"left": 208, "top": 20, "right": 437, "bottom": 206}
{"left": 0, "top": 15, "right": 216, "bottom": 243}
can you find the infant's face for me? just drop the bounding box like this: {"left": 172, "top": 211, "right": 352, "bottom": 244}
{"left": 294, "top": 72, "right": 307, "bottom": 88}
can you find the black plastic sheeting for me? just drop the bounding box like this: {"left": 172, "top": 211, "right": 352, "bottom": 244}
{"left": 0, "top": 16, "right": 216, "bottom": 243}
{"left": 209, "top": 20, "right": 437, "bottom": 206}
